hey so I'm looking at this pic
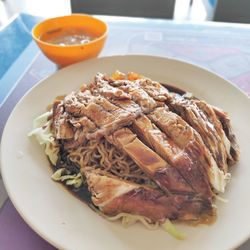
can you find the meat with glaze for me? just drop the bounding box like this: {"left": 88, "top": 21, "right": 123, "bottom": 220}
{"left": 169, "top": 96, "right": 230, "bottom": 173}
{"left": 148, "top": 107, "right": 229, "bottom": 193}
{"left": 107, "top": 128, "right": 195, "bottom": 195}
{"left": 85, "top": 170, "right": 213, "bottom": 222}
{"left": 49, "top": 71, "right": 239, "bottom": 225}
{"left": 132, "top": 115, "right": 213, "bottom": 197}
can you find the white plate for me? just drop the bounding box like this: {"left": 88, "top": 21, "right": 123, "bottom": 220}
{"left": 1, "top": 55, "right": 250, "bottom": 250}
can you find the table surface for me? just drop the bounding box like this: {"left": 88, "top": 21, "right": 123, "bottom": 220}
{"left": 1, "top": 13, "right": 250, "bottom": 250}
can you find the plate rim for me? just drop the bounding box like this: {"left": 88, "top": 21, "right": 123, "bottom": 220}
{"left": 1, "top": 55, "right": 250, "bottom": 250}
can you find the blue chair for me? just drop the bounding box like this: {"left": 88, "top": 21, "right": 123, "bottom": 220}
{"left": 0, "top": 13, "right": 41, "bottom": 105}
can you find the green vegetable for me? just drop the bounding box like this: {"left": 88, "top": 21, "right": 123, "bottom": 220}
{"left": 51, "top": 168, "right": 83, "bottom": 188}
{"left": 28, "top": 111, "right": 59, "bottom": 165}
{"left": 32, "top": 111, "right": 51, "bottom": 128}
{"left": 161, "top": 219, "right": 186, "bottom": 240}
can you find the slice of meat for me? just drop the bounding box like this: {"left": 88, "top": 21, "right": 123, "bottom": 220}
{"left": 106, "top": 73, "right": 169, "bottom": 102}
{"left": 52, "top": 100, "right": 74, "bottom": 139}
{"left": 85, "top": 171, "right": 213, "bottom": 222}
{"left": 107, "top": 128, "right": 194, "bottom": 195}
{"left": 63, "top": 117, "right": 97, "bottom": 149}
{"left": 94, "top": 73, "right": 158, "bottom": 113}
{"left": 212, "top": 105, "right": 240, "bottom": 164}
{"left": 69, "top": 116, "right": 96, "bottom": 131}
{"left": 119, "top": 85, "right": 157, "bottom": 113}
{"left": 63, "top": 90, "right": 138, "bottom": 140}
{"left": 93, "top": 73, "right": 166, "bottom": 115}
{"left": 132, "top": 115, "right": 213, "bottom": 198}
{"left": 135, "top": 78, "right": 170, "bottom": 102}
{"left": 86, "top": 97, "right": 137, "bottom": 140}
{"left": 93, "top": 73, "right": 131, "bottom": 100}
{"left": 159, "top": 82, "right": 239, "bottom": 166}
{"left": 64, "top": 90, "right": 92, "bottom": 116}
{"left": 194, "top": 100, "right": 233, "bottom": 166}
{"left": 158, "top": 82, "right": 239, "bottom": 166}
{"left": 52, "top": 98, "right": 98, "bottom": 149}
{"left": 91, "top": 74, "right": 142, "bottom": 117}
{"left": 149, "top": 107, "right": 229, "bottom": 193}
{"left": 169, "top": 95, "right": 229, "bottom": 173}
{"left": 111, "top": 99, "right": 142, "bottom": 116}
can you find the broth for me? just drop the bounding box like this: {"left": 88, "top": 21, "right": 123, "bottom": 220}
{"left": 40, "top": 27, "right": 96, "bottom": 46}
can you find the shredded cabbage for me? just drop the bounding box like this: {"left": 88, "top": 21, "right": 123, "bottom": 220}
{"left": 32, "top": 111, "right": 51, "bottom": 128}
{"left": 29, "top": 112, "right": 84, "bottom": 188}
{"left": 161, "top": 219, "right": 186, "bottom": 240}
{"left": 28, "top": 111, "right": 59, "bottom": 165}
{"left": 121, "top": 215, "right": 159, "bottom": 230}
{"left": 103, "top": 212, "right": 159, "bottom": 230}
{"left": 52, "top": 168, "right": 83, "bottom": 188}
{"left": 215, "top": 195, "right": 228, "bottom": 203}
{"left": 102, "top": 212, "right": 185, "bottom": 239}
{"left": 208, "top": 157, "right": 231, "bottom": 193}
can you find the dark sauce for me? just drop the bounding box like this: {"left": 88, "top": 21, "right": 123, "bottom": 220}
{"left": 49, "top": 149, "right": 97, "bottom": 211}
{"left": 50, "top": 163, "right": 98, "bottom": 212}
{"left": 68, "top": 182, "right": 92, "bottom": 205}
{"left": 161, "top": 82, "right": 187, "bottom": 95}
{"left": 162, "top": 82, "right": 199, "bottom": 101}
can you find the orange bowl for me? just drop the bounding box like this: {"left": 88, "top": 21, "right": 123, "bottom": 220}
{"left": 32, "top": 14, "right": 108, "bottom": 67}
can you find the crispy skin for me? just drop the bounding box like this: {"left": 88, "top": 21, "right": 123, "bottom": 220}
{"left": 160, "top": 82, "right": 239, "bottom": 165}
{"left": 148, "top": 107, "right": 226, "bottom": 193}
{"left": 52, "top": 101, "right": 74, "bottom": 140}
{"left": 93, "top": 73, "right": 131, "bottom": 100}
{"left": 107, "top": 128, "right": 195, "bottom": 195}
{"left": 118, "top": 84, "right": 157, "bottom": 113}
{"left": 212, "top": 105, "right": 240, "bottom": 164}
{"left": 63, "top": 90, "right": 138, "bottom": 140}
{"left": 129, "top": 78, "right": 238, "bottom": 173}
{"left": 133, "top": 115, "right": 212, "bottom": 197}
{"left": 64, "top": 117, "right": 96, "bottom": 149}
{"left": 85, "top": 171, "right": 213, "bottom": 222}
{"left": 194, "top": 100, "right": 233, "bottom": 170}
{"left": 91, "top": 73, "right": 142, "bottom": 116}
{"left": 111, "top": 99, "right": 142, "bottom": 116}
{"left": 135, "top": 78, "right": 170, "bottom": 102}
{"left": 95, "top": 73, "right": 159, "bottom": 113}
{"left": 52, "top": 99, "right": 98, "bottom": 149}
{"left": 169, "top": 96, "right": 229, "bottom": 173}
{"left": 101, "top": 73, "right": 168, "bottom": 103}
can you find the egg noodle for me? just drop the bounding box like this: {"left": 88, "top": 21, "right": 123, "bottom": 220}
{"left": 66, "top": 138, "right": 154, "bottom": 185}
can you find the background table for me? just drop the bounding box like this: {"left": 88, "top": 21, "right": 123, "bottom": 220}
{"left": 1, "top": 13, "right": 250, "bottom": 249}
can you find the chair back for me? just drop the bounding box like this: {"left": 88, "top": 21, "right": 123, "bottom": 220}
{"left": 213, "top": 0, "right": 250, "bottom": 23}
{"left": 71, "top": 0, "right": 176, "bottom": 19}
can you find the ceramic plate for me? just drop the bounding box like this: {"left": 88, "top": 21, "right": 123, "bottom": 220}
{"left": 1, "top": 55, "right": 250, "bottom": 250}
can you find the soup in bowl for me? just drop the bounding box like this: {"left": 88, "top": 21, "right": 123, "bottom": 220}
{"left": 32, "top": 14, "right": 108, "bottom": 67}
